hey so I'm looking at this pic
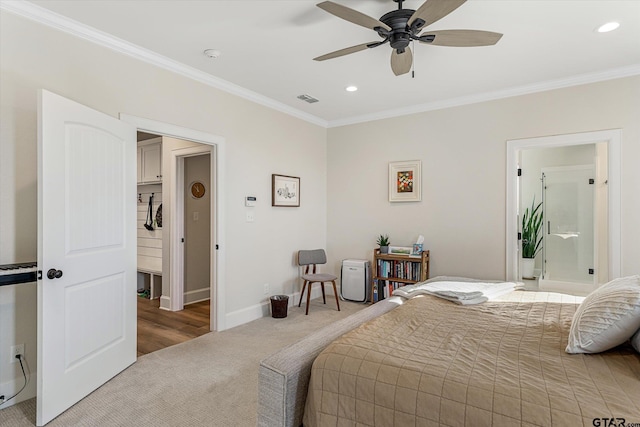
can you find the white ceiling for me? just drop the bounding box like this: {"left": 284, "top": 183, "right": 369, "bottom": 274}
{"left": 19, "top": 0, "right": 640, "bottom": 126}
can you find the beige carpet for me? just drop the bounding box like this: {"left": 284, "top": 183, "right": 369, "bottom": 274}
{"left": 0, "top": 299, "right": 367, "bottom": 426}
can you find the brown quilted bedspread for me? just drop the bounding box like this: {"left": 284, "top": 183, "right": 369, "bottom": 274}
{"left": 303, "top": 291, "right": 640, "bottom": 426}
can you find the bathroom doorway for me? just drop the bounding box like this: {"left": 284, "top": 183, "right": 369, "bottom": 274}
{"left": 506, "top": 129, "right": 621, "bottom": 295}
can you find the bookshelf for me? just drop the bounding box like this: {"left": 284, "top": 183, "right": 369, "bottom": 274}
{"left": 371, "top": 249, "right": 429, "bottom": 303}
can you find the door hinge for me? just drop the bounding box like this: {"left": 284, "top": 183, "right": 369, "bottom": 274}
{"left": 181, "top": 238, "right": 184, "bottom": 243}
{"left": 588, "top": 268, "right": 595, "bottom": 275}
{"left": 517, "top": 168, "right": 522, "bottom": 177}
{"left": 37, "top": 270, "right": 43, "bottom": 280}
{"left": 517, "top": 232, "right": 522, "bottom": 241}
{"left": 215, "top": 244, "right": 219, "bottom": 250}
{"left": 588, "top": 178, "right": 594, "bottom": 184}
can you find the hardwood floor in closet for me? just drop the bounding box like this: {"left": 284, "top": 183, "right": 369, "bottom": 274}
{"left": 137, "top": 297, "right": 210, "bottom": 356}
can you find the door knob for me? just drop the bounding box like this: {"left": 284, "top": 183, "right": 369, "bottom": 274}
{"left": 47, "top": 268, "right": 63, "bottom": 279}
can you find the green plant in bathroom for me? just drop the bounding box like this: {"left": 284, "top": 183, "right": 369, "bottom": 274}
{"left": 522, "top": 198, "right": 543, "bottom": 259}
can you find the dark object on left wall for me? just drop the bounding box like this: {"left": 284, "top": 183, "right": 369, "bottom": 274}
{"left": 155, "top": 203, "right": 162, "bottom": 228}
{"left": 144, "top": 193, "right": 155, "bottom": 231}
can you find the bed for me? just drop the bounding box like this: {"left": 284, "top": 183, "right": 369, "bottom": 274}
{"left": 257, "top": 277, "right": 640, "bottom": 427}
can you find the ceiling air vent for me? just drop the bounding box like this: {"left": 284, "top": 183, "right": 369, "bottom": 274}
{"left": 297, "top": 94, "right": 319, "bottom": 104}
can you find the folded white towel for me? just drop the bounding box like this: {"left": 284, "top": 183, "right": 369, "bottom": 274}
{"left": 392, "top": 280, "right": 521, "bottom": 305}
{"left": 433, "top": 290, "right": 484, "bottom": 300}
{"left": 391, "top": 288, "right": 488, "bottom": 305}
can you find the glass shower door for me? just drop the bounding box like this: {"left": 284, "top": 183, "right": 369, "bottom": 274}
{"left": 541, "top": 166, "right": 595, "bottom": 284}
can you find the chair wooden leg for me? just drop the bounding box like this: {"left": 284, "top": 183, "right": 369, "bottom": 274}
{"left": 321, "top": 282, "right": 326, "bottom": 304}
{"left": 331, "top": 280, "right": 341, "bottom": 311}
{"left": 305, "top": 282, "right": 312, "bottom": 315}
{"left": 298, "top": 281, "right": 307, "bottom": 307}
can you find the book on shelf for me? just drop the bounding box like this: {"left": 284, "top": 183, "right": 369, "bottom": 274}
{"left": 376, "top": 259, "right": 422, "bottom": 282}
{"left": 374, "top": 279, "right": 407, "bottom": 301}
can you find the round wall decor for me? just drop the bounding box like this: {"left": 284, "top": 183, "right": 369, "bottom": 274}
{"left": 190, "top": 181, "right": 205, "bottom": 199}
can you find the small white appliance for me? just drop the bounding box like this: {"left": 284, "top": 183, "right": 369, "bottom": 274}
{"left": 340, "top": 259, "right": 371, "bottom": 302}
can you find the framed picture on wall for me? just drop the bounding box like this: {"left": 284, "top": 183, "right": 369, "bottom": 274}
{"left": 272, "top": 174, "right": 300, "bottom": 207}
{"left": 389, "top": 160, "right": 421, "bottom": 202}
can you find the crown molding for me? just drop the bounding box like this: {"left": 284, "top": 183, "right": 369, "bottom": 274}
{"left": 0, "top": 0, "right": 329, "bottom": 128}
{"left": 327, "top": 64, "right": 640, "bottom": 128}
{"left": 2, "top": 1, "right": 638, "bottom": 130}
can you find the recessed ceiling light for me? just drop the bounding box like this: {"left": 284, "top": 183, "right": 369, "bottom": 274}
{"left": 597, "top": 22, "right": 620, "bottom": 33}
{"left": 203, "top": 49, "right": 221, "bottom": 59}
{"left": 345, "top": 86, "right": 358, "bottom": 92}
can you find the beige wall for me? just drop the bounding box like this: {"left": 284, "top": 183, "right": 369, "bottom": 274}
{"left": 326, "top": 76, "right": 640, "bottom": 281}
{"left": 0, "top": 11, "right": 327, "bottom": 403}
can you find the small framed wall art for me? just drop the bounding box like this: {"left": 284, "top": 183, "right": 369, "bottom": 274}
{"left": 388, "top": 246, "right": 413, "bottom": 255}
{"left": 272, "top": 174, "right": 300, "bottom": 207}
{"left": 389, "top": 160, "right": 421, "bottom": 202}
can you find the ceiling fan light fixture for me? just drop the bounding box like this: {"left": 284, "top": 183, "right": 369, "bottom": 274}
{"left": 597, "top": 22, "right": 620, "bottom": 33}
{"left": 313, "top": 0, "right": 503, "bottom": 77}
{"left": 345, "top": 85, "right": 358, "bottom": 92}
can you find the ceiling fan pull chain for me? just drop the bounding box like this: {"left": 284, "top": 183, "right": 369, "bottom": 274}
{"left": 411, "top": 40, "right": 416, "bottom": 78}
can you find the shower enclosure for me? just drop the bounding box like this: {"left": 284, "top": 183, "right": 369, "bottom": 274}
{"left": 539, "top": 165, "right": 595, "bottom": 291}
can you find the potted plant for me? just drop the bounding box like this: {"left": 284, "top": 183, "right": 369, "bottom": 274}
{"left": 376, "top": 234, "right": 390, "bottom": 254}
{"left": 521, "top": 198, "right": 543, "bottom": 279}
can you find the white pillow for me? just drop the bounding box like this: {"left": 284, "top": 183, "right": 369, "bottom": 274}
{"left": 631, "top": 329, "right": 640, "bottom": 354}
{"left": 566, "top": 275, "right": 640, "bottom": 354}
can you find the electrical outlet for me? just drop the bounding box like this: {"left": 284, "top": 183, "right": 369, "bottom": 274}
{"left": 263, "top": 283, "right": 269, "bottom": 295}
{"left": 10, "top": 344, "right": 24, "bottom": 364}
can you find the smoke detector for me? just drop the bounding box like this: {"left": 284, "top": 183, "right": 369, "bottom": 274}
{"left": 203, "top": 49, "right": 221, "bottom": 59}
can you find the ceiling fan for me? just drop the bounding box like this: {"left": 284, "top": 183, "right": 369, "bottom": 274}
{"left": 313, "top": 0, "right": 503, "bottom": 76}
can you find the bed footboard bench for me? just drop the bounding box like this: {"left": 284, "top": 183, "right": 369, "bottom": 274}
{"left": 257, "top": 299, "right": 398, "bottom": 427}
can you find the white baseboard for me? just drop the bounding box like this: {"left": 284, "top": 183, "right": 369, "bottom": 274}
{"left": 183, "top": 287, "right": 210, "bottom": 305}
{"left": 225, "top": 301, "right": 269, "bottom": 330}
{"left": 159, "top": 295, "right": 171, "bottom": 311}
{"left": 0, "top": 368, "right": 36, "bottom": 408}
{"left": 223, "top": 285, "right": 337, "bottom": 329}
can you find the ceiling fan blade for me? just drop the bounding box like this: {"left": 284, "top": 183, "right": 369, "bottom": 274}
{"left": 408, "top": 0, "right": 466, "bottom": 30}
{"left": 314, "top": 42, "right": 379, "bottom": 61}
{"left": 422, "top": 30, "right": 503, "bottom": 47}
{"left": 317, "top": 1, "right": 391, "bottom": 32}
{"left": 390, "top": 47, "right": 412, "bottom": 76}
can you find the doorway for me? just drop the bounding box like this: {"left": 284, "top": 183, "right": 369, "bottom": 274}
{"left": 182, "top": 153, "right": 212, "bottom": 305}
{"left": 122, "top": 114, "right": 227, "bottom": 333}
{"left": 135, "top": 133, "right": 213, "bottom": 356}
{"left": 505, "top": 129, "right": 621, "bottom": 295}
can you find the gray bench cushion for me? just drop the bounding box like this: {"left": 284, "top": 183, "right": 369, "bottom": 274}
{"left": 257, "top": 299, "right": 398, "bottom": 427}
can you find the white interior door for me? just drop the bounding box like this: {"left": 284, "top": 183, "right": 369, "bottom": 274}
{"left": 37, "top": 90, "right": 136, "bottom": 425}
